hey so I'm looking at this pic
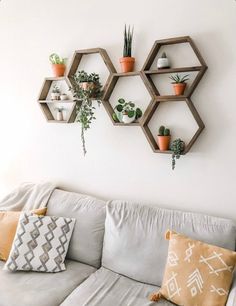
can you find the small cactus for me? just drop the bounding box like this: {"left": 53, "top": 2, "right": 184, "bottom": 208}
{"left": 164, "top": 128, "right": 170, "bottom": 136}
{"left": 159, "top": 125, "right": 170, "bottom": 136}
{"left": 158, "top": 125, "right": 165, "bottom": 136}
{"left": 161, "top": 52, "right": 167, "bottom": 58}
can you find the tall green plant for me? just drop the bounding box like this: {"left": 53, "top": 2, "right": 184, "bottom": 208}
{"left": 70, "top": 71, "right": 102, "bottom": 155}
{"left": 123, "top": 24, "right": 134, "bottom": 57}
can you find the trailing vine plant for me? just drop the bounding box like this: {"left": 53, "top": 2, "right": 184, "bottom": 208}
{"left": 170, "top": 138, "right": 185, "bottom": 170}
{"left": 70, "top": 71, "right": 103, "bottom": 155}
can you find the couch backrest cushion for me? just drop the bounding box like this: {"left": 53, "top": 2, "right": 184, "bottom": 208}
{"left": 47, "top": 189, "right": 106, "bottom": 268}
{"left": 102, "top": 200, "right": 236, "bottom": 286}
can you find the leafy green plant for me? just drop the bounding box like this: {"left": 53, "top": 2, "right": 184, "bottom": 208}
{"left": 158, "top": 125, "right": 170, "bottom": 136}
{"left": 123, "top": 25, "right": 134, "bottom": 57}
{"left": 49, "top": 53, "right": 66, "bottom": 65}
{"left": 70, "top": 71, "right": 103, "bottom": 156}
{"left": 170, "top": 138, "right": 185, "bottom": 170}
{"left": 52, "top": 85, "right": 60, "bottom": 93}
{"left": 113, "top": 98, "right": 142, "bottom": 121}
{"left": 169, "top": 74, "right": 189, "bottom": 84}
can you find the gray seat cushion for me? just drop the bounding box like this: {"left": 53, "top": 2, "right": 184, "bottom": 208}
{"left": 47, "top": 189, "right": 106, "bottom": 268}
{"left": 0, "top": 259, "right": 96, "bottom": 306}
{"left": 60, "top": 267, "right": 173, "bottom": 306}
{"left": 102, "top": 200, "right": 236, "bottom": 286}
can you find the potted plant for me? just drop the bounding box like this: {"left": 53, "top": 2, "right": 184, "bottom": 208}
{"left": 70, "top": 71, "right": 103, "bottom": 155}
{"left": 157, "top": 52, "right": 170, "bottom": 69}
{"left": 51, "top": 85, "right": 61, "bottom": 100}
{"left": 170, "top": 138, "right": 185, "bottom": 170}
{"left": 55, "top": 107, "right": 64, "bottom": 121}
{"left": 113, "top": 98, "right": 142, "bottom": 124}
{"left": 119, "top": 25, "right": 135, "bottom": 73}
{"left": 169, "top": 74, "right": 189, "bottom": 96}
{"left": 157, "top": 126, "right": 171, "bottom": 151}
{"left": 49, "top": 53, "right": 66, "bottom": 77}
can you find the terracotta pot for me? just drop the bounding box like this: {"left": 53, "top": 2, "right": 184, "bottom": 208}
{"left": 52, "top": 64, "right": 66, "bottom": 77}
{"left": 173, "top": 83, "right": 186, "bottom": 96}
{"left": 79, "top": 82, "right": 95, "bottom": 91}
{"left": 119, "top": 57, "right": 135, "bottom": 73}
{"left": 157, "top": 135, "right": 171, "bottom": 151}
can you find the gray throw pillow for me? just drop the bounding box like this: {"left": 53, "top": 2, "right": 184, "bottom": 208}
{"left": 4, "top": 212, "right": 75, "bottom": 272}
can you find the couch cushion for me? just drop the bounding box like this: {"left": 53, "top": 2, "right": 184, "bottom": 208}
{"left": 102, "top": 201, "right": 236, "bottom": 286}
{"left": 47, "top": 189, "right": 106, "bottom": 268}
{"left": 60, "top": 267, "right": 173, "bottom": 306}
{"left": 0, "top": 259, "right": 96, "bottom": 306}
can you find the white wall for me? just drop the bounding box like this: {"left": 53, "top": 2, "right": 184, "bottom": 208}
{"left": 0, "top": 0, "right": 236, "bottom": 220}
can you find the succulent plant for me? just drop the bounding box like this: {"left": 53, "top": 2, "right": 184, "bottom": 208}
{"left": 52, "top": 85, "right": 60, "bottom": 93}
{"left": 169, "top": 74, "right": 189, "bottom": 84}
{"left": 170, "top": 138, "right": 185, "bottom": 170}
{"left": 123, "top": 24, "right": 134, "bottom": 57}
{"left": 161, "top": 52, "right": 167, "bottom": 58}
{"left": 49, "top": 53, "right": 66, "bottom": 65}
{"left": 158, "top": 125, "right": 170, "bottom": 136}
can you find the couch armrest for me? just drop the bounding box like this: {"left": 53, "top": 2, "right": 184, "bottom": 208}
{"left": 226, "top": 271, "right": 236, "bottom": 306}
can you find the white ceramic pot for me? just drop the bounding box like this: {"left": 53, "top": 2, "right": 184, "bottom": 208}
{"left": 157, "top": 58, "right": 170, "bottom": 69}
{"left": 60, "top": 94, "right": 68, "bottom": 100}
{"left": 122, "top": 114, "right": 136, "bottom": 124}
{"left": 56, "top": 110, "right": 63, "bottom": 121}
{"left": 51, "top": 93, "right": 60, "bottom": 100}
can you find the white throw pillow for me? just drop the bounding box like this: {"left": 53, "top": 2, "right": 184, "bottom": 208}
{"left": 4, "top": 212, "right": 75, "bottom": 272}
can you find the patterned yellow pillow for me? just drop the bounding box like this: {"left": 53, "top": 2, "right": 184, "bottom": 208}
{"left": 150, "top": 230, "right": 236, "bottom": 306}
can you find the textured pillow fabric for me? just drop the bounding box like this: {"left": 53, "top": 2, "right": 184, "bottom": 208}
{"left": 151, "top": 230, "right": 236, "bottom": 306}
{"left": 0, "top": 208, "right": 47, "bottom": 261}
{"left": 4, "top": 213, "right": 75, "bottom": 272}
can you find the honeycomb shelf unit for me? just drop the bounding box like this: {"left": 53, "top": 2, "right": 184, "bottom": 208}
{"left": 37, "top": 36, "right": 207, "bottom": 154}
{"left": 37, "top": 76, "right": 77, "bottom": 123}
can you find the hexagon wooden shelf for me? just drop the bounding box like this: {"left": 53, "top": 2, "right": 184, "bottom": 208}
{"left": 140, "top": 98, "right": 205, "bottom": 154}
{"left": 67, "top": 48, "right": 116, "bottom": 93}
{"left": 141, "top": 36, "right": 207, "bottom": 99}
{"left": 102, "top": 71, "right": 153, "bottom": 126}
{"left": 37, "top": 77, "right": 76, "bottom": 123}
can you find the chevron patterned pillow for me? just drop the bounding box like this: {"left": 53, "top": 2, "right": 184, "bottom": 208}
{"left": 4, "top": 212, "right": 75, "bottom": 273}
{"left": 150, "top": 230, "right": 236, "bottom": 306}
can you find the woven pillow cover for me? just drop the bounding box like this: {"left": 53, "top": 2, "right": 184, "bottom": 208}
{"left": 0, "top": 208, "right": 47, "bottom": 261}
{"left": 150, "top": 230, "right": 236, "bottom": 306}
{"left": 4, "top": 212, "right": 75, "bottom": 272}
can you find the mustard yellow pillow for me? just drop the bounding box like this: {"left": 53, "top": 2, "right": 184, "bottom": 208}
{"left": 0, "top": 208, "right": 47, "bottom": 261}
{"left": 150, "top": 230, "right": 236, "bottom": 306}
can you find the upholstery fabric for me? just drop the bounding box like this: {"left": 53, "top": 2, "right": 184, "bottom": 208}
{"left": 5, "top": 213, "right": 75, "bottom": 272}
{"left": 151, "top": 230, "right": 236, "bottom": 306}
{"left": 60, "top": 267, "right": 174, "bottom": 306}
{"left": 102, "top": 200, "right": 236, "bottom": 286}
{"left": 47, "top": 189, "right": 106, "bottom": 268}
{"left": 0, "top": 207, "right": 47, "bottom": 261}
{"left": 0, "top": 259, "right": 96, "bottom": 306}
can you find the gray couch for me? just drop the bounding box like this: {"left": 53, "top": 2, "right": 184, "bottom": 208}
{"left": 0, "top": 189, "right": 235, "bottom": 306}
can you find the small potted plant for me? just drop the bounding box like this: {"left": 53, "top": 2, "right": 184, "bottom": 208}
{"left": 119, "top": 25, "right": 135, "bottom": 73}
{"left": 51, "top": 85, "right": 61, "bottom": 100}
{"left": 169, "top": 73, "right": 189, "bottom": 96}
{"left": 157, "top": 125, "right": 171, "bottom": 151}
{"left": 49, "top": 53, "right": 66, "bottom": 77}
{"left": 55, "top": 107, "right": 64, "bottom": 121}
{"left": 60, "top": 93, "right": 68, "bottom": 100}
{"left": 113, "top": 98, "right": 142, "bottom": 124}
{"left": 170, "top": 138, "right": 185, "bottom": 170}
{"left": 157, "top": 52, "right": 170, "bottom": 69}
{"left": 70, "top": 71, "right": 103, "bottom": 155}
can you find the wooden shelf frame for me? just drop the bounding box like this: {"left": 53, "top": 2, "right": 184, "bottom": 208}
{"left": 102, "top": 72, "right": 153, "bottom": 126}
{"left": 37, "top": 76, "right": 77, "bottom": 123}
{"left": 141, "top": 36, "right": 208, "bottom": 98}
{"left": 67, "top": 48, "right": 116, "bottom": 94}
{"left": 140, "top": 98, "right": 205, "bottom": 154}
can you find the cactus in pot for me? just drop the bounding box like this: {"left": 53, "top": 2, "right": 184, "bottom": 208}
{"left": 157, "top": 125, "right": 171, "bottom": 151}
